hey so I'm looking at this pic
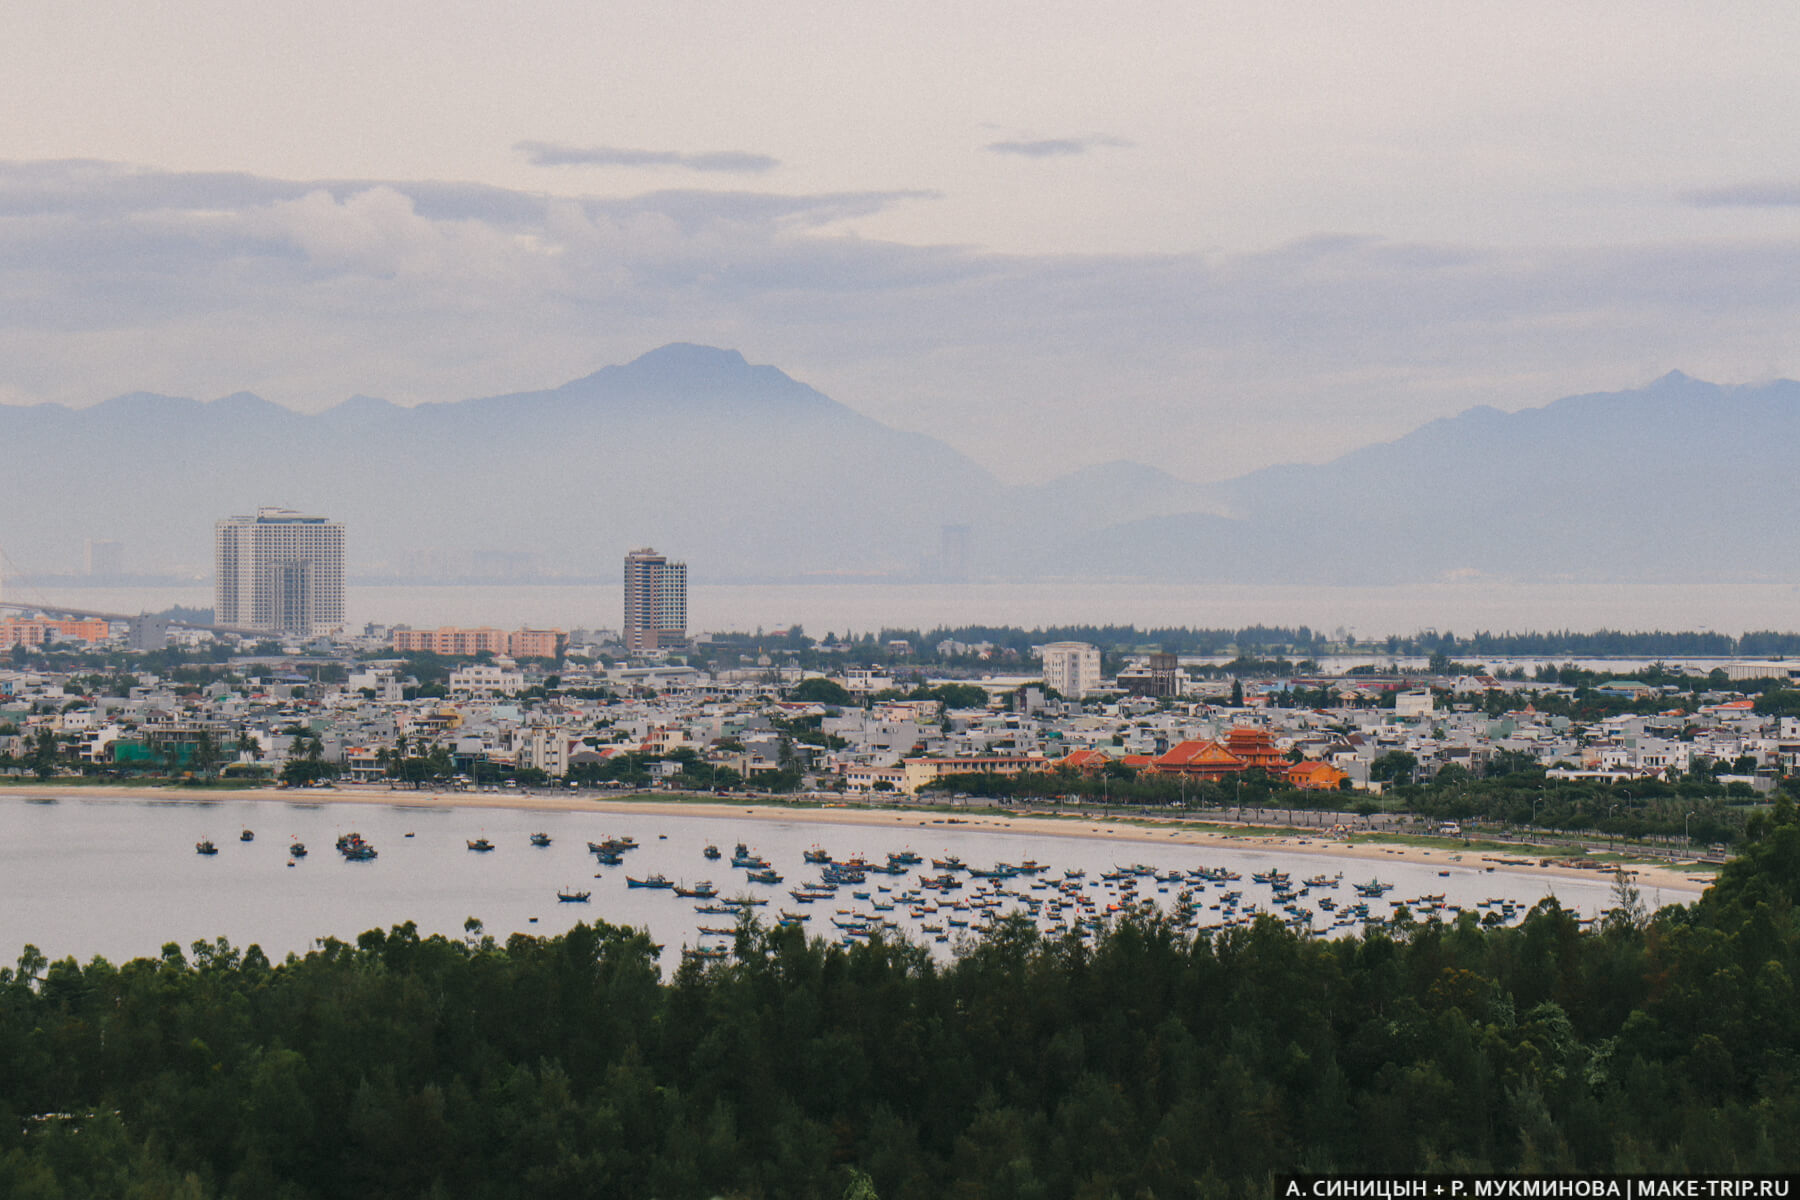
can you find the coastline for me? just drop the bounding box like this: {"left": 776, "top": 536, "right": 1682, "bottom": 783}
{"left": 5, "top": 782, "right": 1714, "bottom": 898}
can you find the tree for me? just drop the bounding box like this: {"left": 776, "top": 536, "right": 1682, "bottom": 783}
{"left": 790, "top": 677, "right": 854, "bottom": 706}
{"left": 1368, "top": 750, "right": 1417, "bottom": 784}
{"left": 30, "top": 729, "right": 59, "bottom": 779}
{"left": 909, "top": 683, "right": 989, "bottom": 710}
{"left": 192, "top": 731, "right": 221, "bottom": 779}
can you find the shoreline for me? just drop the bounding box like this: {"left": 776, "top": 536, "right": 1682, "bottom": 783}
{"left": 4, "top": 782, "right": 1713, "bottom": 897}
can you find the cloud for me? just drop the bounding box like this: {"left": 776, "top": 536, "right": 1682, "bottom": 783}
{"left": 516, "top": 141, "right": 780, "bottom": 174}
{"left": 984, "top": 134, "right": 1133, "bottom": 159}
{"left": 1682, "top": 181, "right": 1800, "bottom": 208}
{"left": 3, "top": 159, "right": 1800, "bottom": 486}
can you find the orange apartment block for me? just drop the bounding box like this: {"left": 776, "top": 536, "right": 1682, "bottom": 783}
{"left": 0, "top": 617, "right": 111, "bottom": 648}
{"left": 392, "top": 626, "right": 566, "bottom": 658}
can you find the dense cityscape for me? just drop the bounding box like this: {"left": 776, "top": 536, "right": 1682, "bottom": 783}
{"left": 3, "top": 510, "right": 1797, "bottom": 860}
{"left": 14, "top": 6, "right": 1800, "bottom": 1191}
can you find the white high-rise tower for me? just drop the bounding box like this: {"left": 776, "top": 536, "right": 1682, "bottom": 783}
{"left": 214, "top": 508, "right": 345, "bottom": 637}
{"left": 623, "top": 547, "right": 687, "bottom": 653}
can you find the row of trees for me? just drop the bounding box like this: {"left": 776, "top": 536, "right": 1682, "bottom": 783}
{"left": 926, "top": 756, "right": 1769, "bottom": 845}
{"left": 7, "top": 805, "right": 1800, "bottom": 1194}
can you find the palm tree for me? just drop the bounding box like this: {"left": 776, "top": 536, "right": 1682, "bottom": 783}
{"left": 192, "top": 731, "right": 221, "bottom": 780}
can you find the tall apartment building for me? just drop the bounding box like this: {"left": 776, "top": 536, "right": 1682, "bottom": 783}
{"left": 214, "top": 508, "right": 345, "bottom": 637}
{"left": 1039, "top": 641, "right": 1103, "bottom": 699}
{"left": 623, "top": 547, "right": 687, "bottom": 652}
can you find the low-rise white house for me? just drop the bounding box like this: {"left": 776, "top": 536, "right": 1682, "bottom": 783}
{"left": 449, "top": 665, "right": 524, "bottom": 699}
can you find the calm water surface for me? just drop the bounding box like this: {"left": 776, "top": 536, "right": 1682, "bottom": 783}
{"left": 0, "top": 795, "right": 1670, "bottom": 975}
{"left": 38, "top": 580, "right": 1800, "bottom": 638}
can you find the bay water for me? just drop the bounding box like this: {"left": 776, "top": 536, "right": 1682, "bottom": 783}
{"left": 1, "top": 793, "right": 1654, "bottom": 976}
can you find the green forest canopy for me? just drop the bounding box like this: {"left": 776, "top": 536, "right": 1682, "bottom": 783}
{"left": 7, "top": 808, "right": 1800, "bottom": 1196}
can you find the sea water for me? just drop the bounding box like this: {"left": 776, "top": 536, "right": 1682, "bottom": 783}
{"left": 28, "top": 580, "right": 1800, "bottom": 639}
{"left": 0, "top": 794, "right": 1662, "bottom": 976}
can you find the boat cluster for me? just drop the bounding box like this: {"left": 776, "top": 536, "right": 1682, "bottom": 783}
{"left": 336, "top": 832, "right": 376, "bottom": 861}
{"left": 195, "top": 829, "right": 311, "bottom": 862}
{"left": 645, "top": 843, "right": 1555, "bottom": 963}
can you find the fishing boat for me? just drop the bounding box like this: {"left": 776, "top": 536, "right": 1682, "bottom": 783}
{"left": 1353, "top": 879, "right": 1394, "bottom": 897}
{"left": 931, "top": 855, "right": 966, "bottom": 871}
{"left": 289, "top": 842, "right": 307, "bottom": 858}
{"left": 529, "top": 832, "right": 552, "bottom": 847}
{"left": 681, "top": 946, "right": 729, "bottom": 961}
{"left": 674, "top": 880, "right": 719, "bottom": 898}
{"left": 730, "top": 848, "right": 771, "bottom": 869}
{"left": 627, "top": 874, "right": 673, "bottom": 889}
{"left": 467, "top": 838, "right": 495, "bottom": 852}
{"left": 336, "top": 832, "right": 376, "bottom": 859}
{"left": 196, "top": 839, "right": 218, "bottom": 855}
{"left": 704, "top": 844, "right": 722, "bottom": 860}
{"left": 240, "top": 829, "right": 255, "bottom": 842}
{"left": 887, "top": 850, "right": 922, "bottom": 865}
{"left": 556, "top": 889, "right": 591, "bottom": 903}
{"left": 697, "top": 925, "right": 737, "bottom": 936}
{"left": 745, "top": 868, "right": 784, "bottom": 884}
{"left": 803, "top": 846, "right": 833, "bottom": 863}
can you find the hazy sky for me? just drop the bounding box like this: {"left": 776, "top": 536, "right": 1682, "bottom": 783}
{"left": 5, "top": 2, "right": 1800, "bottom": 482}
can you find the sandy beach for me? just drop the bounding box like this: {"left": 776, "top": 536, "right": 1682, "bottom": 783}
{"left": 5, "top": 782, "right": 1714, "bottom": 897}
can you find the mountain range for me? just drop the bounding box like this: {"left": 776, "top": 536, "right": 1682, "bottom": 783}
{"left": 0, "top": 348, "right": 1792, "bottom": 585}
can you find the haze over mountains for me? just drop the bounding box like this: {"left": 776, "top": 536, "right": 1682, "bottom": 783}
{"left": 0, "top": 347, "right": 1790, "bottom": 586}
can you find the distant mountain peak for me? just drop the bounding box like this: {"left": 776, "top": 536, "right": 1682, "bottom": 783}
{"left": 208, "top": 391, "right": 283, "bottom": 416}
{"left": 539, "top": 342, "right": 840, "bottom": 421}
{"left": 626, "top": 343, "right": 749, "bottom": 372}
{"left": 326, "top": 394, "right": 399, "bottom": 415}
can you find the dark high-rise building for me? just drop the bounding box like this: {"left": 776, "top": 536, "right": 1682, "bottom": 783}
{"left": 623, "top": 547, "right": 687, "bottom": 652}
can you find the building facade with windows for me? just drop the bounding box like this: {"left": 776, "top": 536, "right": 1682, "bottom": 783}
{"left": 623, "top": 547, "right": 687, "bottom": 653}
{"left": 1038, "top": 641, "right": 1102, "bottom": 699}
{"left": 214, "top": 508, "right": 345, "bottom": 637}
{"left": 390, "top": 626, "right": 566, "bottom": 658}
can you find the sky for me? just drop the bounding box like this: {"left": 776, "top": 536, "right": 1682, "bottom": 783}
{"left": 5, "top": 2, "right": 1800, "bottom": 483}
